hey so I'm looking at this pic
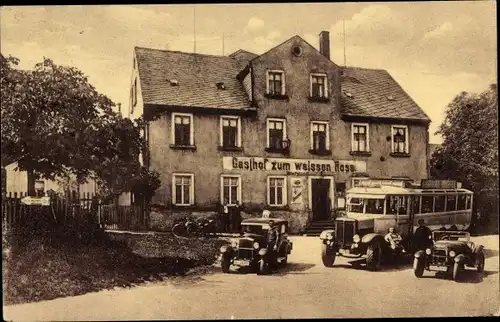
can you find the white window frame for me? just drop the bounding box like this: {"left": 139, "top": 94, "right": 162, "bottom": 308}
{"left": 220, "top": 175, "right": 242, "bottom": 206}
{"left": 310, "top": 121, "right": 330, "bottom": 150}
{"left": 351, "top": 123, "right": 370, "bottom": 152}
{"left": 266, "top": 70, "right": 285, "bottom": 95}
{"left": 310, "top": 73, "right": 328, "bottom": 98}
{"left": 219, "top": 116, "right": 241, "bottom": 148}
{"left": 171, "top": 112, "right": 194, "bottom": 146}
{"left": 267, "top": 175, "right": 287, "bottom": 206}
{"left": 172, "top": 173, "right": 195, "bottom": 206}
{"left": 391, "top": 125, "right": 409, "bottom": 154}
{"left": 266, "top": 118, "right": 287, "bottom": 148}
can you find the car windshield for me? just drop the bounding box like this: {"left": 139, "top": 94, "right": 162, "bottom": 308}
{"left": 347, "top": 198, "right": 384, "bottom": 214}
{"left": 433, "top": 231, "right": 470, "bottom": 242}
{"left": 242, "top": 224, "right": 266, "bottom": 235}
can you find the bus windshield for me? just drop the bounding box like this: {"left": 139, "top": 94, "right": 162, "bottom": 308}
{"left": 347, "top": 198, "right": 385, "bottom": 214}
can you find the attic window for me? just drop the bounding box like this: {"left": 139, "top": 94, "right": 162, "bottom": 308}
{"left": 216, "top": 82, "right": 226, "bottom": 90}
{"left": 386, "top": 95, "right": 395, "bottom": 101}
{"left": 344, "top": 90, "right": 353, "bottom": 98}
{"left": 292, "top": 46, "right": 303, "bottom": 57}
{"left": 170, "top": 79, "right": 179, "bottom": 86}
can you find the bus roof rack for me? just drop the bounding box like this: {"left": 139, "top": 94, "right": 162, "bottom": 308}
{"left": 420, "top": 179, "right": 460, "bottom": 189}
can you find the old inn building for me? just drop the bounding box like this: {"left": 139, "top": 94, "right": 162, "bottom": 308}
{"left": 128, "top": 31, "right": 431, "bottom": 232}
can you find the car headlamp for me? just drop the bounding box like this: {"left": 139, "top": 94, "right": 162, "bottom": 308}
{"left": 231, "top": 240, "right": 238, "bottom": 248}
{"left": 449, "top": 250, "right": 456, "bottom": 258}
{"left": 425, "top": 248, "right": 432, "bottom": 255}
{"left": 253, "top": 242, "right": 260, "bottom": 249}
{"left": 353, "top": 234, "right": 360, "bottom": 243}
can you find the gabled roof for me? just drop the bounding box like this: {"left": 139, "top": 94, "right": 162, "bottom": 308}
{"left": 135, "top": 47, "right": 252, "bottom": 110}
{"left": 341, "top": 67, "right": 431, "bottom": 123}
{"left": 228, "top": 49, "right": 259, "bottom": 64}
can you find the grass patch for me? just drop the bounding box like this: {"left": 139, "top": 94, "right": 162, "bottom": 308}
{"left": 3, "top": 232, "right": 229, "bottom": 305}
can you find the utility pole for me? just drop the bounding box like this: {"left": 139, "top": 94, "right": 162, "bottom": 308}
{"left": 222, "top": 31, "right": 225, "bottom": 55}
{"left": 343, "top": 19, "right": 347, "bottom": 67}
{"left": 193, "top": 7, "right": 196, "bottom": 54}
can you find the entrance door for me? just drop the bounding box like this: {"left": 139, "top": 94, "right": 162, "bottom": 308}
{"left": 311, "top": 179, "right": 330, "bottom": 221}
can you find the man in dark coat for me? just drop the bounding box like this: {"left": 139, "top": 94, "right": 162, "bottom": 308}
{"left": 231, "top": 201, "right": 242, "bottom": 232}
{"left": 413, "top": 219, "right": 433, "bottom": 251}
{"left": 266, "top": 220, "right": 280, "bottom": 269}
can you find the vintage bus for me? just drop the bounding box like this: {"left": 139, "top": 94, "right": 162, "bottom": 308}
{"left": 319, "top": 179, "right": 473, "bottom": 270}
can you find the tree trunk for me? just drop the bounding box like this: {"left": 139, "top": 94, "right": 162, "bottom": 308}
{"left": 27, "top": 168, "right": 36, "bottom": 196}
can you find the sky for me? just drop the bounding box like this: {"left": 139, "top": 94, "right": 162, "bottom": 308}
{"left": 1, "top": 2, "right": 497, "bottom": 143}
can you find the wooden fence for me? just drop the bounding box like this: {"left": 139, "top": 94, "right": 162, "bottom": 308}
{"left": 1, "top": 192, "right": 147, "bottom": 232}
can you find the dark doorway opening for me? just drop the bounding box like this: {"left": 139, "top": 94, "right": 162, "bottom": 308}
{"left": 311, "top": 178, "right": 331, "bottom": 221}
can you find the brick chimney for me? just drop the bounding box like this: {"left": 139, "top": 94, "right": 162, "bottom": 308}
{"left": 319, "top": 31, "right": 330, "bottom": 60}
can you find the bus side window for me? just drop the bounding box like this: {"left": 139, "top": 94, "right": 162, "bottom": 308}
{"left": 457, "top": 194, "right": 466, "bottom": 210}
{"left": 412, "top": 196, "right": 421, "bottom": 214}
{"left": 421, "top": 195, "right": 433, "bottom": 213}
{"left": 386, "top": 196, "right": 399, "bottom": 215}
{"left": 465, "top": 195, "right": 472, "bottom": 209}
{"left": 446, "top": 194, "right": 457, "bottom": 211}
{"left": 434, "top": 195, "right": 446, "bottom": 212}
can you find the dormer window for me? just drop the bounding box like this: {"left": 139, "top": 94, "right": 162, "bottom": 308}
{"left": 266, "top": 70, "right": 285, "bottom": 96}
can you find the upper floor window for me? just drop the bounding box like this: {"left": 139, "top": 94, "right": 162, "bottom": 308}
{"left": 171, "top": 113, "right": 194, "bottom": 147}
{"left": 310, "top": 73, "right": 328, "bottom": 98}
{"left": 266, "top": 118, "right": 287, "bottom": 150}
{"left": 351, "top": 123, "right": 370, "bottom": 152}
{"left": 391, "top": 125, "right": 409, "bottom": 154}
{"left": 172, "top": 173, "right": 194, "bottom": 206}
{"left": 310, "top": 121, "right": 330, "bottom": 153}
{"left": 221, "top": 175, "right": 241, "bottom": 206}
{"left": 220, "top": 116, "right": 241, "bottom": 149}
{"left": 267, "top": 70, "right": 285, "bottom": 95}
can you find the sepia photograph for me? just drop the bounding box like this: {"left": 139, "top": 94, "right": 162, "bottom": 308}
{"left": 1, "top": 1, "right": 498, "bottom": 320}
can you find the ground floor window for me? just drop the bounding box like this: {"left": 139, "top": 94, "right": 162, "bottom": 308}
{"left": 221, "top": 175, "right": 241, "bottom": 205}
{"left": 267, "top": 176, "right": 287, "bottom": 206}
{"left": 172, "top": 173, "right": 194, "bottom": 206}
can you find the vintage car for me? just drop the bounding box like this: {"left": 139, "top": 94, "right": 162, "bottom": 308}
{"left": 219, "top": 218, "right": 293, "bottom": 275}
{"left": 413, "top": 230, "right": 485, "bottom": 281}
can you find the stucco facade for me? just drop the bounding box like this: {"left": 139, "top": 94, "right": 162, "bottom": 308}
{"left": 133, "top": 32, "right": 431, "bottom": 232}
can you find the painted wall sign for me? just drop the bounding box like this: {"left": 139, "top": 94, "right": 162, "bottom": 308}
{"left": 290, "top": 177, "right": 304, "bottom": 205}
{"left": 223, "top": 157, "right": 367, "bottom": 174}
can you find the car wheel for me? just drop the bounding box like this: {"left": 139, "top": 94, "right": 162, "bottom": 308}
{"left": 321, "top": 243, "right": 336, "bottom": 267}
{"left": 221, "top": 257, "right": 231, "bottom": 273}
{"left": 413, "top": 257, "right": 425, "bottom": 278}
{"left": 452, "top": 262, "right": 463, "bottom": 281}
{"left": 477, "top": 253, "right": 485, "bottom": 273}
{"left": 366, "top": 242, "right": 382, "bottom": 271}
{"left": 257, "top": 259, "right": 268, "bottom": 275}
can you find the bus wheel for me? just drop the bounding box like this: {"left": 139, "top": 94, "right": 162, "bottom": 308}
{"left": 366, "top": 242, "right": 381, "bottom": 271}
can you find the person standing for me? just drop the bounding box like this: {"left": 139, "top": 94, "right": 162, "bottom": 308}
{"left": 232, "top": 201, "right": 242, "bottom": 232}
{"left": 219, "top": 201, "right": 230, "bottom": 233}
{"left": 413, "top": 219, "right": 433, "bottom": 251}
{"left": 266, "top": 220, "right": 280, "bottom": 269}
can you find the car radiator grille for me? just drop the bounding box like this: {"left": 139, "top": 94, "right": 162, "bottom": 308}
{"left": 432, "top": 249, "right": 447, "bottom": 265}
{"left": 335, "top": 220, "right": 356, "bottom": 247}
{"left": 238, "top": 249, "right": 253, "bottom": 260}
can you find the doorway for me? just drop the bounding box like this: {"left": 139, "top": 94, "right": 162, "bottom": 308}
{"left": 311, "top": 178, "right": 331, "bottom": 221}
